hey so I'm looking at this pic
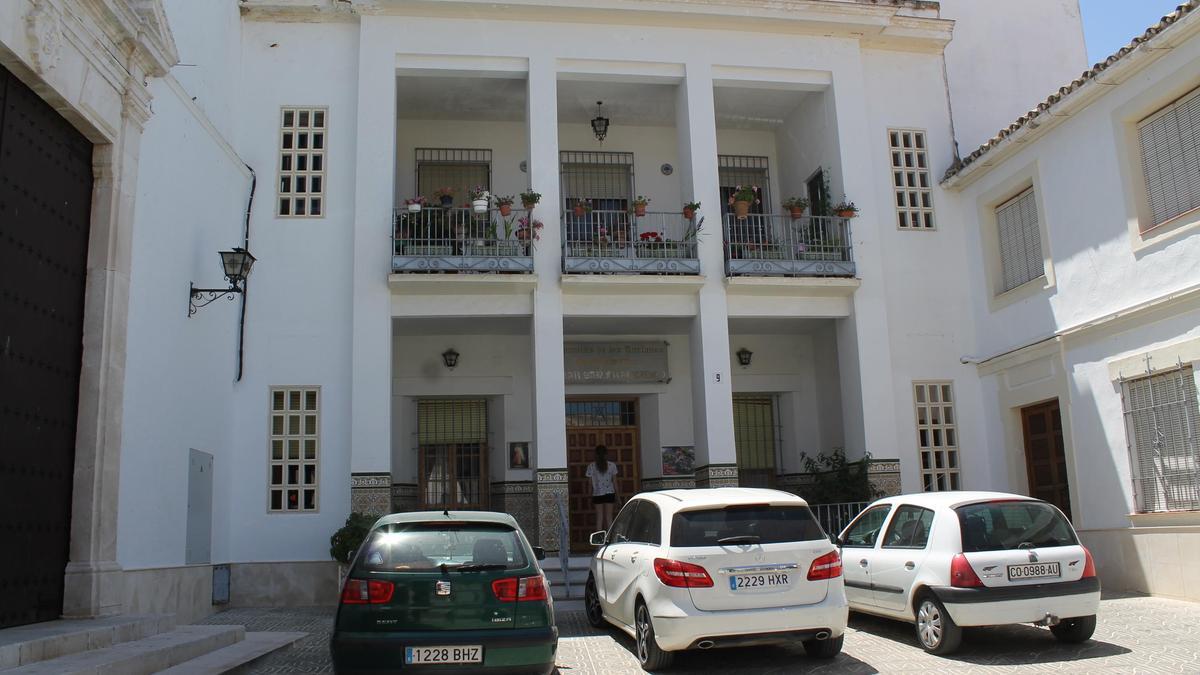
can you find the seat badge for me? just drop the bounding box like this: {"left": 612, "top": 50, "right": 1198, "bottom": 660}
{"left": 436, "top": 580, "right": 452, "bottom": 596}
{"left": 1028, "top": 550, "right": 1039, "bottom": 563}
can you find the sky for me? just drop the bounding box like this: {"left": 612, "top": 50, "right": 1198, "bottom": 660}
{"left": 1079, "top": 0, "right": 1186, "bottom": 65}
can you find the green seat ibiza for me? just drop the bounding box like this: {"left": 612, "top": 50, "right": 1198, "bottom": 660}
{"left": 331, "top": 511, "right": 558, "bottom": 674}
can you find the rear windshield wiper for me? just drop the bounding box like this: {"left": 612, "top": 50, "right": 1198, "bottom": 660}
{"left": 453, "top": 563, "right": 508, "bottom": 572}
{"left": 717, "top": 535, "right": 761, "bottom": 545}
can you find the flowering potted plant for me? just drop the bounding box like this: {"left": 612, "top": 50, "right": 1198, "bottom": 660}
{"left": 468, "top": 186, "right": 490, "bottom": 214}
{"left": 404, "top": 196, "right": 426, "bottom": 213}
{"left": 493, "top": 194, "right": 515, "bottom": 217}
{"left": 682, "top": 201, "right": 701, "bottom": 220}
{"left": 729, "top": 185, "right": 760, "bottom": 219}
{"left": 434, "top": 187, "right": 455, "bottom": 208}
{"left": 572, "top": 199, "right": 592, "bottom": 217}
{"left": 633, "top": 195, "right": 651, "bottom": 217}
{"left": 520, "top": 189, "right": 541, "bottom": 210}
{"left": 639, "top": 231, "right": 663, "bottom": 243}
{"left": 833, "top": 197, "right": 859, "bottom": 218}
{"left": 782, "top": 196, "right": 809, "bottom": 219}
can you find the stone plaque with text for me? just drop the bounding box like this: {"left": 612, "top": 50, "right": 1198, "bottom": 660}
{"left": 564, "top": 341, "right": 670, "bottom": 384}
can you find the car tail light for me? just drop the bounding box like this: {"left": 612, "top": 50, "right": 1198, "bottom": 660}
{"left": 340, "top": 579, "right": 394, "bottom": 604}
{"left": 807, "top": 550, "right": 843, "bottom": 580}
{"left": 1081, "top": 547, "right": 1096, "bottom": 579}
{"left": 653, "top": 558, "right": 714, "bottom": 588}
{"left": 492, "top": 575, "right": 549, "bottom": 602}
{"left": 950, "top": 553, "right": 983, "bottom": 588}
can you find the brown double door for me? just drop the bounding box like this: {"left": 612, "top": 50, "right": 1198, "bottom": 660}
{"left": 1020, "top": 400, "right": 1072, "bottom": 520}
{"left": 566, "top": 399, "right": 640, "bottom": 553}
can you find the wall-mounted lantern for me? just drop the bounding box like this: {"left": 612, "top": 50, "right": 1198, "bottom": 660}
{"left": 736, "top": 347, "right": 753, "bottom": 368}
{"left": 188, "top": 247, "right": 257, "bottom": 317}
{"left": 442, "top": 347, "right": 460, "bottom": 369}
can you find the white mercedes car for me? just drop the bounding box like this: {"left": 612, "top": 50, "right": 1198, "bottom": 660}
{"left": 583, "top": 488, "right": 848, "bottom": 670}
{"left": 837, "top": 491, "right": 1100, "bottom": 654}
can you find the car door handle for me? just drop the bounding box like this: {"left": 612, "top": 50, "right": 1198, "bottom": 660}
{"left": 904, "top": 561, "right": 916, "bottom": 570}
{"left": 859, "top": 559, "right": 869, "bottom": 568}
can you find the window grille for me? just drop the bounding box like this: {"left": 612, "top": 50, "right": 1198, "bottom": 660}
{"left": 1122, "top": 365, "right": 1200, "bottom": 512}
{"left": 415, "top": 148, "right": 491, "bottom": 205}
{"left": 560, "top": 151, "right": 634, "bottom": 243}
{"left": 1137, "top": 86, "right": 1200, "bottom": 229}
{"left": 269, "top": 387, "right": 319, "bottom": 512}
{"left": 719, "top": 155, "right": 770, "bottom": 215}
{"left": 277, "top": 107, "right": 326, "bottom": 217}
{"left": 996, "top": 188, "right": 1044, "bottom": 292}
{"left": 913, "top": 382, "right": 960, "bottom": 491}
{"left": 417, "top": 399, "right": 489, "bottom": 510}
{"left": 565, "top": 400, "right": 636, "bottom": 427}
{"left": 733, "top": 395, "right": 779, "bottom": 488}
{"left": 888, "top": 129, "right": 934, "bottom": 229}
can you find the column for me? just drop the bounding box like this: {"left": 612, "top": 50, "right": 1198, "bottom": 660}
{"left": 527, "top": 57, "right": 569, "bottom": 551}
{"left": 677, "top": 63, "right": 738, "bottom": 488}
{"left": 348, "top": 20, "right": 395, "bottom": 516}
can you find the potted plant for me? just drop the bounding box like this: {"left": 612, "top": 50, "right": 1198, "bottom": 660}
{"left": 515, "top": 216, "right": 543, "bottom": 254}
{"left": 833, "top": 197, "right": 859, "bottom": 218}
{"left": 572, "top": 199, "right": 592, "bottom": 217}
{"left": 404, "top": 196, "right": 426, "bottom": 213}
{"left": 782, "top": 196, "right": 809, "bottom": 219}
{"left": 434, "top": 187, "right": 455, "bottom": 208}
{"left": 729, "top": 185, "right": 760, "bottom": 219}
{"left": 683, "top": 201, "right": 701, "bottom": 220}
{"left": 520, "top": 189, "right": 541, "bottom": 210}
{"left": 493, "top": 194, "right": 515, "bottom": 217}
{"left": 469, "top": 186, "right": 490, "bottom": 214}
{"left": 633, "top": 195, "right": 651, "bottom": 217}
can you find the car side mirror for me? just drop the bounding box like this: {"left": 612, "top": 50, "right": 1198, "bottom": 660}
{"left": 532, "top": 546, "right": 546, "bottom": 561}
{"left": 589, "top": 530, "right": 607, "bottom": 547}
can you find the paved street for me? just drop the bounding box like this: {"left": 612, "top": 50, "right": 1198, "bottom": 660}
{"left": 202, "top": 593, "right": 1200, "bottom": 673}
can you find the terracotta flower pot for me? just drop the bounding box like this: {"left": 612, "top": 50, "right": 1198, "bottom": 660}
{"left": 683, "top": 207, "right": 695, "bottom": 220}
{"left": 499, "top": 204, "right": 512, "bottom": 217}
{"left": 634, "top": 204, "right": 647, "bottom": 216}
{"left": 734, "top": 200, "right": 751, "bottom": 218}
{"left": 789, "top": 206, "right": 805, "bottom": 219}
{"left": 573, "top": 206, "right": 586, "bottom": 217}
{"left": 836, "top": 209, "right": 856, "bottom": 218}
{"left": 522, "top": 201, "right": 536, "bottom": 210}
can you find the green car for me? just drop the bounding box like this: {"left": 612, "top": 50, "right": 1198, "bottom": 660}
{"left": 331, "top": 511, "right": 558, "bottom": 674}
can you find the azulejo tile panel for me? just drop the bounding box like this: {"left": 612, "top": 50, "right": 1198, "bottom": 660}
{"left": 391, "top": 483, "right": 418, "bottom": 513}
{"left": 535, "top": 469, "right": 569, "bottom": 553}
{"left": 694, "top": 463, "right": 738, "bottom": 488}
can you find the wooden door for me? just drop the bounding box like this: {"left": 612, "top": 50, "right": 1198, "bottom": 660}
{"left": 1021, "top": 400, "right": 1071, "bottom": 520}
{"left": 566, "top": 399, "right": 640, "bottom": 553}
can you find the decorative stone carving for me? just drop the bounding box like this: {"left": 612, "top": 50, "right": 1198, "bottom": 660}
{"left": 26, "top": 0, "right": 64, "bottom": 75}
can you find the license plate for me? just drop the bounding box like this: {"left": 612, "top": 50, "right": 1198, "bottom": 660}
{"left": 730, "top": 572, "right": 791, "bottom": 591}
{"left": 1007, "top": 562, "right": 1061, "bottom": 580}
{"left": 405, "top": 646, "right": 483, "bottom": 664}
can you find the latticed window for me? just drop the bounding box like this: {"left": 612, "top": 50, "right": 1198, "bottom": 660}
{"left": 277, "top": 107, "right": 326, "bottom": 217}
{"left": 1137, "top": 86, "right": 1200, "bottom": 230}
{"left": 269, "top": 387, "right": 319, "bottom": 512}
{"left": 1122, "top": 366, "right": 1200, "bottom": 512}
{"left": 733, "top": 395, "right": 778, "bottom": 488}
{"left": 996, "top": 188, "right": 1044, "bottom": 292}
{"left": 418, "top": 399, "right": 488, "bottom": 510}
{"left": 913, "top": 382, "right": 960, "bottom": 491}
{"left": 415, "top": 148, "right": 491, "bottom": 204}
{"left": 889, "top": 129, "right": 934, "bottom": 230}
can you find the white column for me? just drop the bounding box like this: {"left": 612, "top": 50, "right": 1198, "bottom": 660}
{"left": 527, "top": 56, "right": 569, "bottom": 550}
{"left": 677, "top": 63, "right": 738, "bottom": 487}
{"left": 348, "top": 20, "right": 396, "bottom": 515}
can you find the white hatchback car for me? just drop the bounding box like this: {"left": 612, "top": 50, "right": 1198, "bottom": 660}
{"left": 583, "top": 488, "right": 848, "bottom": 670}
{"left": 837, "top": 491, "right": 1100, "bottom": 654}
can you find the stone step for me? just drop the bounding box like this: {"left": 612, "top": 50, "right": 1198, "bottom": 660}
{"left": 156, "top": 631, "right": 306, "bottom": 675}
{"left": 1, "top": 625, "right": 244, "bottom": 675}
{"left": 0, "top": 615, "right": 175, "bottom": 670}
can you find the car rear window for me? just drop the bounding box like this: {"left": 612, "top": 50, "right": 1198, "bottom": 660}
{"left": 956, "top": 501, "right": 1077, "bottom": 552}
{"left": 355, "top": 522, "right": 528, "bottom": 572}
{"left": 670, "top": 505, "right": 826, "bottom": 547}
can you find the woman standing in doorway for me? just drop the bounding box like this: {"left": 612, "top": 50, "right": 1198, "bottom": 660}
{"left": 585, "top": 444, "right": 619, "bottom": 532}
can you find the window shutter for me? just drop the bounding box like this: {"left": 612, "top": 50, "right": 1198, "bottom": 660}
{"left": 1137, "top": 87, "right": 1200, "bottom": 229}
{"left": 996, "top": 188, "right": 1043, "bottom": 292}
{"left": 418, "top": 399, "right": 488, "bottom": 444}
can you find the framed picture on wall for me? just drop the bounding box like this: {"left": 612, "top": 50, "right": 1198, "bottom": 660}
{"left": 509, "top": 442, "right": 530, "bottom": 470}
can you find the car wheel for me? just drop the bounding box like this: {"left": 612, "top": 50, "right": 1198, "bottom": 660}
{"left": 584, "top": 576, "right": 604, "bottom": 628}
{"left": 635, "top": 601, "right": 673, "bottom": 671}
{"left": 802, "top": 633, "right": 844, "bottom": 659}
{"left": 915, "top": 593, "right": 962, "bottom": 655}
{"left": 1050, "top": 615, "right": 1096, "bottom": 643}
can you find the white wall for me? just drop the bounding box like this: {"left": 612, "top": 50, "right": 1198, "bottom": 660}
{"left": 776, "top": 90, "right": 842, "bottom": 206}
{"left": 161, "top": 0, "right": 243, "bottom": 140}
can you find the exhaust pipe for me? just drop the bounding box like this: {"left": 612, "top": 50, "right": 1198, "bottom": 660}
{"left": 697, "top": 640, "right": 715, "bottom": 650}
{"left": 1036, "top": 613, "right": 1060, "bottom": 627}
{"left": 814, "top": 631, "right": 831, "bottom": 640}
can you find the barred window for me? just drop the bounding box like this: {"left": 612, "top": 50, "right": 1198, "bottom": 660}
{"left": 269, "top": 387, "right": 319, "bottom": 512}
{"left": 415, "top": 148, "right": 491, "bottom": 204}
{"left": 996, "top": 188, "right": 1044, "bottom": 292}
{"left": 719, "top": 155, "right": 770, "bottom": 216}
{"left": 1137, "top": 86, "right": 1200, "bottom": 230}
{"left": 733, "top": 395, "right": 778, "bottom": 489}
{"left": 1122, "top": 366, "right": 1200, "bottom": 512}
{"left": 889, "top": 129, "right": 935, "bottom": 230}
{"left": 278, "top": 107, "right": 326, "bottom": 217}
{"left": 914, "top": 382, "right": 960, "bottom": 491}
{"left": 417, "top": 399, "right": 488, "bottom": 510}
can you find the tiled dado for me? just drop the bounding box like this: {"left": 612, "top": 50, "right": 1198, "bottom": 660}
{"left": 535, "top": 469, "right": 569, "bottom": 553}
{"left": 867, "top": 459, "right": 902, "bottom": 497}
{"left": 492, "top": 481, "right": 537, "bottom": 540}
{"left": 350, "top": 472, "right": 391, "bottom": 516}
{"left": 391, "top": 483, "right": 418, "bottom": 513}
{"left": 694, "top": 464, "right": 738, "bottom": 488}
{"left": 640, "top": 477, "right": 696, "bottom": 491}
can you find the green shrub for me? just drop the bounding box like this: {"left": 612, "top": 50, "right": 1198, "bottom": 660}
{"left": 329, "top": 512, "right": 375, "bottom": 565}
{"left": 799, "top": 448, "right": 880, "bottom": 504}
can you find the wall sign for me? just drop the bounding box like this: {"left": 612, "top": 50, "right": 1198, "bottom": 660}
{"left": 564, "top": 341, "right": 670, "bottom": 385}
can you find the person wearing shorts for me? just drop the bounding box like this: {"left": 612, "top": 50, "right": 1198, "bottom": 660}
{"left": 585, "top": 444, "right": 619, "bottom": 532}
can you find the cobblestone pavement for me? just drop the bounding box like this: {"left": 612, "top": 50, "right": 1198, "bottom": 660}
{"left": 200, "top": 593, "right": 1199, "bottom": 673}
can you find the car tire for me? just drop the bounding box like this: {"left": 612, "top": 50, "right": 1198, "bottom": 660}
{"left": 802, "top": 633, "right": 844, "bottom": 659}
{"left": 635, "top": 601, "right": 673, "bottom": 671}
{"left": 584, "top": 576, "right": 605, "bottom": 628}
{"left": 1050, "top": 615, "right": 1096, "bottom": 643}
{"left": 914, "top": 593, "right": 962, "bottom": 655}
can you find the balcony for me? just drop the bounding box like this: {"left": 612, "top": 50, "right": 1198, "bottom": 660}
{"left": 562, "top": 210, "right": 700, "bottom": 275}
{"left": 724, "top": 214, "right": 855, "bottom": 277}
{"left": 392, "top": 207, "right": 534, "bottom": 273}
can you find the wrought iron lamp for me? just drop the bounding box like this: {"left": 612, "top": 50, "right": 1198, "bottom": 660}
{"left": 441, "top": 348, "right": 460, "bottom": 369}
{"left": 591, "top": 101, "right": 609, "bottom": 144}
{"left": 736, "top": 347, "right": 753, "bottom": 367}
{"left": 188, "top": 247, "right": 257, "bottom": 317}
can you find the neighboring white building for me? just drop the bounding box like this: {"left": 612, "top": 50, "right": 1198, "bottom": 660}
{"left": 7, "top": 0, "right": 1191, "bottom": 629}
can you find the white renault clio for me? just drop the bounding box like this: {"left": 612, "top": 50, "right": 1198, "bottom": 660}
{"left": 583, "top": 488, "right": 848, "bottom": 670}
{"left": 837, "top": 491, "right": 1100, "bottom": 655}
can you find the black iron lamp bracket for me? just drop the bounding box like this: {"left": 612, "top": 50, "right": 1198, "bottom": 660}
{"left": 188, "top": 280, "right": 243, "bottom": 317}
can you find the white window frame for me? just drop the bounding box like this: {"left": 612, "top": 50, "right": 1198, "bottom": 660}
{"left": 277, "top": 106, "right": 327, "bottom": 218}
{"left": 1121, "top": 365, "right": 1200, "bottom": 513}
{"left": 913, "top": 381, "right": 961, "bottom": 491}
{"left": 1136, "top": 85, "right": 1200, "bottom": 232}
{"left": 269, "top": 386, "right": 320, "bottom": 513}
{"left": 995, "top": 187, "right": 1045, "bottom": 293}
{"left": 888, "top": 128, "right": 935, "bottom": 230}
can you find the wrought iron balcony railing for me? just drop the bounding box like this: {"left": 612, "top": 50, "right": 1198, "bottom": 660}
{"left": 724, "top": 213, "right": 855, "bottom": 277}
{"left": 562, "top": 210, "right": 700, "bottom": 274}
{"left": 392, "top": 207, "right": 534, "bottom": 273}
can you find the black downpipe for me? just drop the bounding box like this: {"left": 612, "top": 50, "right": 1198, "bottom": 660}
{"left": 236, "top": 166, "right": 256, "bottom": 382}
